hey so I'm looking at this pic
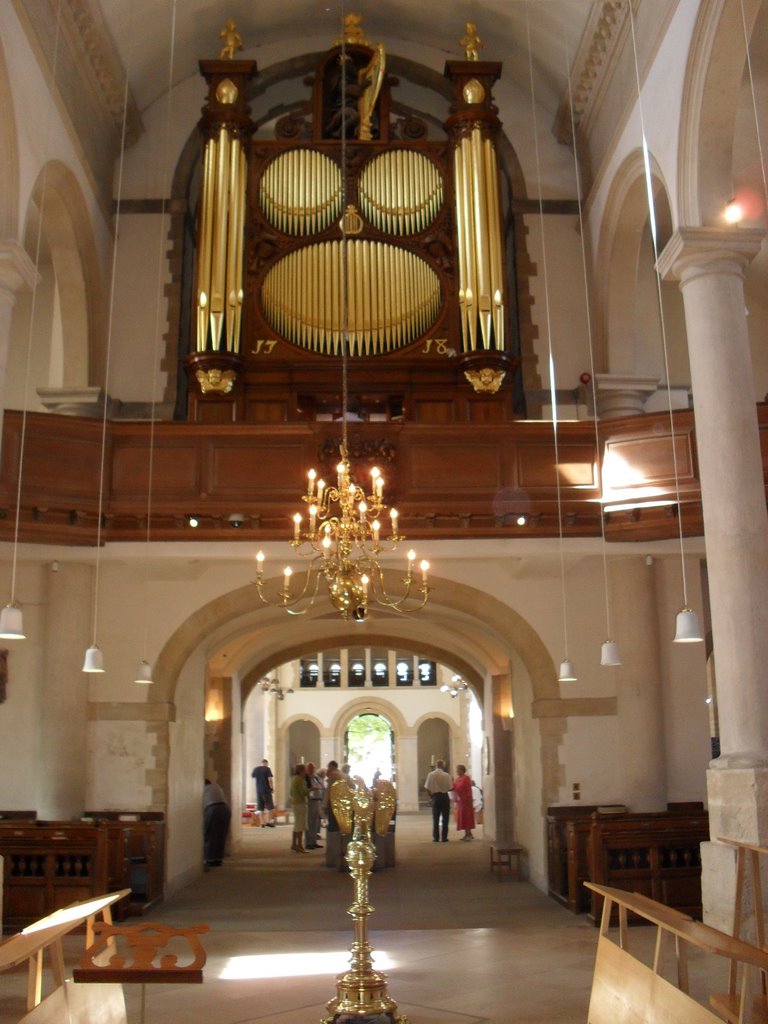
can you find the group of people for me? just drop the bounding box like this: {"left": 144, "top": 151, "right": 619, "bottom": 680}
{"left": 288, "top": 760, "right": 330, "bottom": 853}
{"left": 424, "top": 760, "right": 478, "bottom": 843}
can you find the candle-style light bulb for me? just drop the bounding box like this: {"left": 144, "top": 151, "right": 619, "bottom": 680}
{"left": 420, "top": 559, "right": 430, "bottom": 583}
{"left": 317, "top": 479, "right": 325, "bottom": 504}
{"left": 359, "top": 500, "right": 367, "bottom": 521}
{"left": 256, "top": 550, "right": 265, "bottom": 575}
{"left": 372, "top": 520, "right": 380, "bottom": 544}
{"left": 293, "top": 513, "right": 302, "bottom": 539}
{"left": 309, "top": 504, "right": 317, "bottom": 532}
{"left": 361, "top": 574, "right": 369, "bottom": 594}
{"left": 390, "top": 507, "right": 399, "bottom": 537}
{"left": 307, "top": 468, "right": 316, "bottom": 497}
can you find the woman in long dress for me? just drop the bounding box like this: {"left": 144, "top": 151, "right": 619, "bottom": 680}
{"left": 452, "top": 764, "right": 475, "bottom": 841}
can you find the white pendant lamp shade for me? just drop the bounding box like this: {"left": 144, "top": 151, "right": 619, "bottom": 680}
{"left": 674, "top": 606, "right": 703, "bottom": 643}
{"left": 558, "top": 659, "right": 577, "bottom": 682}
{"left": 600, "top": 640, "right": 622, "bottom": 666}
{"left": 82, "top": 645, "right": 105, "bottom": 673}
{"left": 0, "top": 604, "right": 26, "bottom": 639}
{"left": 134, "top": 659, "right": 154, "bottom": 684}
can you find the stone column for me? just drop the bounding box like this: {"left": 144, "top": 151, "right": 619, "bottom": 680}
{"left": 658, "top": 226, "right": 768, "bottom": 928}
{"left": 610, "top": 556, "right": 667, "bottom": 810}
{"left": 0, "top": 242, "right": 38, "bottom": 444}
{"left": 595, "top": 373, "right": 660, "bottom": 419}
{"left": 396, "top": 733, "right": 419, "bottom": 813}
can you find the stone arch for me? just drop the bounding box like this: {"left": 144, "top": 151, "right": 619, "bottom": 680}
{"left": 8, "top": 161, "right": 103, "bottom": 408}
{"left": 329, "top": 696, "right": 409, "bottom": 740}
{"left": 0, "top": 34, "right": 19, "bottom": 238}
{"left": 678, "top": 0, "right": 762, "bottom": 226}
{"left": 596, "top": 149, "right": 689, "bottom": 388}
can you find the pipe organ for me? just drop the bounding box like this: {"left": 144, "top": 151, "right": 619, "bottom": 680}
{"left": 186, "top": 16, "right": 521, "bottom": 423}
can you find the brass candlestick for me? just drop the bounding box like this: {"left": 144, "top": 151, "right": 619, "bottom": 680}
{"left": 323, "top": 777, "right": 408, "bottom": 1024}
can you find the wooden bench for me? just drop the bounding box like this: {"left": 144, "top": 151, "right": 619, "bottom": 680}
{"left": 585, "top": 882, "right": 768, "bottom": 1024}
{"left": 489, "top": 842, "right": 523, "bottom": 880}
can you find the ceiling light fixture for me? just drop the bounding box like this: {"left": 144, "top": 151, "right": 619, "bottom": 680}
{"left": 260, "top": 677, "right": 294, "bottom": 700}
{"left": 440, "top": 674, "right": 470, "bottom": 698}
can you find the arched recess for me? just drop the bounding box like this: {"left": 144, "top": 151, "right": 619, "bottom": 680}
{"left": 7, "top": 161, "right": 103, "bottom": 409}
{"left": 678, "top": 0, "right": 762, "bottom": 226}
{"left": 0, "top": 34, "right": 19, "bottom": 238}
{"left": 596, "top": 150, "right": 690, "bottom": 388}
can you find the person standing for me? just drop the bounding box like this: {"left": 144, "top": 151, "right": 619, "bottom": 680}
{"left": 452, "top": 763, "right": 475, "bottom": 841}
{"left": 290, "top": 763, "right": 308, "bottom": 853}
{"left": 424, "top": 759, "right": 452, "bottom": 843}
{"left": 203, "top": 778, "right": 231, "bottom": 867}
{"left": 305, "top": 762, "right": 323, "bottom": 849}
{"left": 252, "top": 758, "right": 275, "bottom": 827}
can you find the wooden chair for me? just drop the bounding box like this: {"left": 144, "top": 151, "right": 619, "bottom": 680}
{"left": 585, "top": 882, "right": 768, "bottom": 1024}
{"left": 489, "top": 841, "right": 523, "bottom": 880}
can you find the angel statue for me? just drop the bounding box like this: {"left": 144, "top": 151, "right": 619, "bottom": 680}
{"left": 219, "top": 19, "right": 243, "bottom": 60}
{"left": 460, "top": 22, "right": 484, "bottom": 61}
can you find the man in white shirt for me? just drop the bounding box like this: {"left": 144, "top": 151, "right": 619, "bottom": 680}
{"left": 424, "top": 759, "right": 452, "bottom": 843}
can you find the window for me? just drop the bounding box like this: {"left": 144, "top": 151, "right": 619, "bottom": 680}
{"left": 348, "top": 651, "right": 366, "bottom": 687}
{"left": 395, "top": 656, "right": 413, "bottom": 686}
{"left": 418, "top": 660, "right": 436, "bottom": 685}
{"left": 371, "top": 655, "right": 388, "bottom": 686}
{"left": 299, "top": 660, "right": 319, "bottom": 687}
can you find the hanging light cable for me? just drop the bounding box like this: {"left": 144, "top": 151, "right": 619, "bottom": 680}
{"left": 525, "top": 6, "right": 576, "bottom": 682}
{"left": 253, "top": 16, "right": 429, "bottom": 620}
{"left": 628, "top": 6, "right": 702, "bottom": 644}
{"left": 738, "top": 0, "right": 768, "bottom": 217}
{"left": 83, "top": 11, "right": 136, "bottom": 673}
{"left": 134, "top": 0, "right": 178, "bottom": 686}
{"left": 0, "top": 0, "right": 67, "bottom": 640}
{"left": 563, "top": 45, "right": 621, "bottom": 667}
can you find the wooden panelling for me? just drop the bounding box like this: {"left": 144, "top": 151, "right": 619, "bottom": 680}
{"left": 208, "top": 440, "right": 311, "bottom": 496}
{"left": 406, "top": 441, "right": 503, "bottom": 492}
{"left": 517, "top": 442, "right": 596, "bottom": 490}
{"left": 111, "top": 443, "right": 200, "bottom": 497}
{"left": 604, "top": 431, "right": 697, "bottom": 489}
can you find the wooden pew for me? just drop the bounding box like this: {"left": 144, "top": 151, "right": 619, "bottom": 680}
{"left": 0, "top": 823, "right": 109, "bottom": 932}
{"left": 588, "top": 809, "right": 709, "bottom": 923}
{"left": 585, "top": 882, "right": 768, "bottom": 1024}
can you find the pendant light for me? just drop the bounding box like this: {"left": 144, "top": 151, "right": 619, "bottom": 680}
{"left": 628, "top": 7, "right": 702, "bottom": 644}
{"left": 83, "top": 13, "right": 136, "bottom": 673}
{"left": 0, "top": 3, "right": 70, "bottom": 641}
{"left": 526, "top": 9, "right": 576, "bottom": 683}
{"left": 563, "top": 44, "right": 621, "bottom": 668}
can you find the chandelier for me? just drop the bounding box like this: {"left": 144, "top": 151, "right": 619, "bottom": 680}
{"left": 440, "top": 675, "right": 469, "bottom": 698}
{"left": 254, "top": 447, "right": 429, "bottom": 620}
{"left": 253, "top": 21, "right": 430, "bottom": 623}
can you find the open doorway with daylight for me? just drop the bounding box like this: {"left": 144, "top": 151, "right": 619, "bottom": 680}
{"left": 345, "top": 714, "right": 394, "bottom": 786}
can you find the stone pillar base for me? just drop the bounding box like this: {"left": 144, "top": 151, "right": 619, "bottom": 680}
{"left": 702, "top": 766, "right": 768, "bottom": 930}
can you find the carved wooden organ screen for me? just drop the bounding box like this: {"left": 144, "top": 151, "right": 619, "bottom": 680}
{"left": 185, "top": 23, "right": 521, "bottom": 424}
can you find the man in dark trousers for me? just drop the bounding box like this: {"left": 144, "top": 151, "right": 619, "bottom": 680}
{"left": 252, "top": 758, "right": 276, "bottom": 827}
{"left": 424, "top": 759, "right": 452, "bottom": 843}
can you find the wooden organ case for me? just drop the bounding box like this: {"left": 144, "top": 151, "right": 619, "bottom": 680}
{"left": 185, "top": 17, "right": 522, "bottom": 427}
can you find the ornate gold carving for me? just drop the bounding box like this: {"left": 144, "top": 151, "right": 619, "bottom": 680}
{"left": 459, "top": 22, "right": 484, "bottom": 61}
{"left": 463, "top": 78, "right": 486, "bottom": 105}
{"left": 341, "top": 204, "right": 364, "bottom": 235}
{"left": 196, "top": 368, "right": 236, "bottom": 394}
{"left": 218, "top": 19, "right": 243, "bottom": 60}
{"left": 324, "top": 776, "right": 408, "bottom": 1024}
{"left": 215, "top": 78, "right": 238, "bottom": 104}
{"left": 335, "top": 12, "right": 370, "bottom": 48}
{"left": 357, "top": 43, "right": 386, "bottom": 140}
{"left": 464, "top": 367, "right": 506, "bottom": 393}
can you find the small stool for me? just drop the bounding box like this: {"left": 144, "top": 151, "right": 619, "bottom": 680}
{"left": 489, "top": 842, "right": 523, "bottom": 880}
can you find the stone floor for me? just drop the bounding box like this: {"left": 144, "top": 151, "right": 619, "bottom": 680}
{"left": 0, "top": 813, "right": 728, "bottom": 1023}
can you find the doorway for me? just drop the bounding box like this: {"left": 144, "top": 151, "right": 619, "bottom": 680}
{"left": 345, "top": 713, "right": 394, "bottom": 785}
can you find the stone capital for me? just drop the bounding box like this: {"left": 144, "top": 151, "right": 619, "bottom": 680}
{"left": 0, "top": 241, "right": 39, "bottom": 300}
{"left": 656, "top": 226, "right": 765, "bottom": 283}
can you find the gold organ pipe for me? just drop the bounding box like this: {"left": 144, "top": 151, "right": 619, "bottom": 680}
{"left": 453, "top": 145, "right": 469, "bottom": 350}
{"left": 485, "top": 138, "right": 505, "bottom": 350}
{"left": 196, "top": 138, "right": 216, "bottom": 351}
{"left": 209, "top": 126, "right": 232, "bottom": 350}
{"left": 224, "top": 137, "right": 240, "bottom": 352}
{"left": 461, "top": 137, "right": 478, "bottom": 351}
{"left": 331, "top": 240, "right": 340, "bottom": 354}
{"left": 276, "top": 156, "right": 283, "bottom": 234}
{"left": 470, "top": 128, "right": 492, "bottom": 348}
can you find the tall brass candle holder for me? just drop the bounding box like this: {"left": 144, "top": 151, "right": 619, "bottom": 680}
{"left": 323, "top": 777, "right": 408, "bottom": 1024}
